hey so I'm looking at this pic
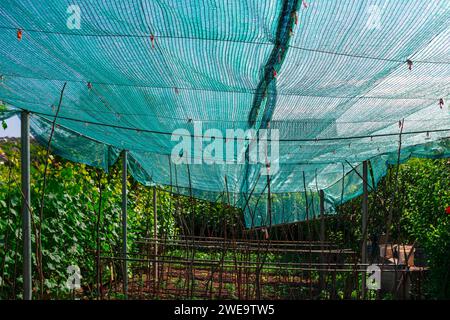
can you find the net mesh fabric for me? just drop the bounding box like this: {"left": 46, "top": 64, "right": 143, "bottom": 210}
{"left": 0, "top": 0, "right": 449, "bottom": 227}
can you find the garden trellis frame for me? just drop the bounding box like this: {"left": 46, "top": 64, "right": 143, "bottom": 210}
{"left": 0, "top": 0, "right": 449, "bottom": 299}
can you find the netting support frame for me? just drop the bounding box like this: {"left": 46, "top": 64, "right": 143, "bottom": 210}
{"left": 21, "top": 110, "right": 32, "bottom": 300}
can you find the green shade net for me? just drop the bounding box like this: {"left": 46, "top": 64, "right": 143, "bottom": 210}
{"left": 0, "top": 0, "right": 449, "bottom": 228}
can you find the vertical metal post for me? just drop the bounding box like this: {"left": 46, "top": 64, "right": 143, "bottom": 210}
{"left": 319, "top": 190, "right": 325, "bottom": 244}
{"left": 21, "top": 111, "right": 31, "bottom": 300}
{"left": 319, "top": 190, "right": 325, "bottom": 291}
{"left": 361, "top": 160, "right": 369, "bottom": 299}
{"left": 153, "top": 187, "right": 158, "bottom": 284}
{"left": 121, "top": 150, "right": 128, "bottom": 297}
{"left": 267, "top": 174, "right": 272, "bottom": 227}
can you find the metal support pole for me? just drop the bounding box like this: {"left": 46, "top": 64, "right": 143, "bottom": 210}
{"left": 153, "top": 187, "right": 158, "bottom": 284}
{"left": 361, "top": 160, "right": 369, "bottom": 299}
{"left": 319, "top": 190, "right": 325, "bottom": 244}
{"left": 121, "top": 150, "right": 128, "bottom": 297}
{"left": 21, "top": 111, "right": 31, "bottom": 300}
{"left": 319, "top": 190, "right": 325, "bottom": 291}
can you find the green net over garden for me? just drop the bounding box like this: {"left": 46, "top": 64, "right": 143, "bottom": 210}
{"left": 0, "top": 0, "right": 449, "bottom": 228}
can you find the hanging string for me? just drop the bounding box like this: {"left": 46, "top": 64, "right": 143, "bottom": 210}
{"left": 150, "top": 34, "right": 155, "bottom": 48}
{"left": 406, "top": 59, "right": 413, "bottom": 71}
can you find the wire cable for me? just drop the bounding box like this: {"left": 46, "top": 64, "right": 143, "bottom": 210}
{"left": 17, "top": 107, "right": 450, "bottom": 142}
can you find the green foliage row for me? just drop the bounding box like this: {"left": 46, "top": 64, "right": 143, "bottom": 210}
{"left": 0, "top": 138, "right": 242, "bottom": 299}
{"left": 0, "top": 140, "right": 179, "bottom": 299}
{"left": 330, "top": 158, "right": 450, "bottom": 298}
{"left": 0, "top": 137, "right": 449, "bottom": 299}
